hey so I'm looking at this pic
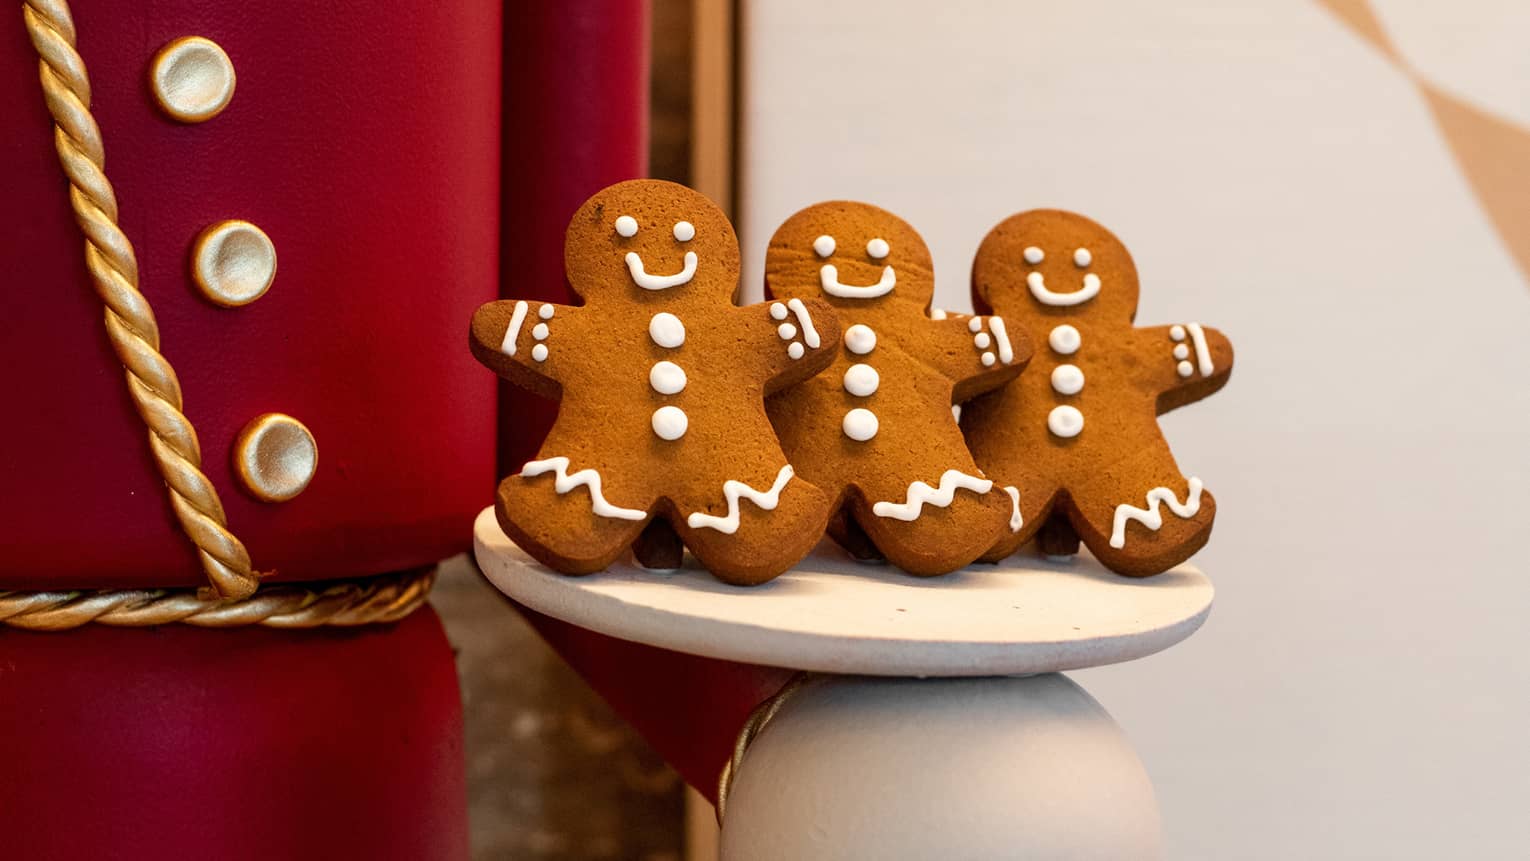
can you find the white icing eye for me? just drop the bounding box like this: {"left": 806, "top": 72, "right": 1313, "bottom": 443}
{"left": 615, "top": 215, "right": 638, "bottom": 238}
{"left": 866, "top": 237, "right": 889, "bottom": 259}
{"left": 673, "top": 221, "right": 695, "bottom": 242}
{"left": 1074, "top": 247, "right": 1092, "bottom": 267}
{"left": 1023, "top": 246, "right": 1044, "bottom": 265}
{"left": 813, "top": 235, "right": 836, "bottom": 258}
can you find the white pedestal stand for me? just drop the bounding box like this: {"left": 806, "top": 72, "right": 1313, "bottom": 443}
{"left": 474, "top": 508, "right": 1213, "bottom": 860}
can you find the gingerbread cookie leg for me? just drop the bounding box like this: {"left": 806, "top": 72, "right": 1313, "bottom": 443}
{"left": 672, "top": 462, "right": 833, "bottom": 586}
{"left": 1063, "top": 439, "right": 1216, "bottom": 577}
{"left": 979, "top": 475, "right": 1061, "bottom": 562}
{"left": 851, "top": 469, "right": 1013, "bottom": 576}
{"left": 495, "top": 462, "right": 654, "bottom": 575}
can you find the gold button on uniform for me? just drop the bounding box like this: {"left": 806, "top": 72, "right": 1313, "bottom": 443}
{"left": 191, "top": 220, "right": 276, "bottom": 306}
{"left": 233, "top": 413, "right": 318, "bottom": 502}
{"left": 150, "top": 36, "right": 236, "bottom": 122}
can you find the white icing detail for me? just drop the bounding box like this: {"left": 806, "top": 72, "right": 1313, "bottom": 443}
{"left": 821, "top": 263, "right": 895, "bottom": 299}
{"left": 1051, "top": 364, "right": 1084, "bottom": 395}
{"left": 1048, "top": 405, "right": 1084, "bottom": 438}
{"left": 521, "top": 456, "right": 647, "bottom": 521}
{"left": 845, "top": 324, "right": 876, "bottom": 355}
{"left": 649, "top": 361, "right": 687, "bottom": 394}
{"left": 531, "top": 344, "right": 549, "bottom": 362}
{"left": 1027, "top": 270, "right": 1101, "bottom": 306}
{"left": 973, "top": 332, "right": 991, "bottom": 349}
{"left": 615, "top": 215, "right": 638, "bottom": 238}
{"left": 843, "top": 408, "right": 879, "bottom": 441}
{"left": 673, "top": 221, "right": 695, "bottom": 241}
{"left": 1177, "top": 360, "right": 1194, "bottom": 378}
{"left": 686, "top": 465, "right": 795, "bottom": 534}
{"left": 786, "top": 298, "right": 821, "bottom": 348}
{"left": 988, "top": 317, "right": 1014, "bottom": 364}
{"left": 871, "top": 470, "right": 995, "bottom": 521}
{"left": 787, "top": 342, "right": 805, "bottom": 360}
{"left": 1048, "top": 324, "right": 1080, "bottom": 355}
{"left": 1169, "top": 325, "right": 1186, "bottom": 342}
{"left": 532, "top": 323, "right": 549, "bottom": 340}
{"left": 813, "top": 235, "right": 836, "bottom": 257}
{"left": 866, "top": 237, "right": 889, "bottom": 259}
{"left": 501, "top": 300, "right": 528, "bottom": 355}
{"left": 1110, "top": 477, "right": 1204, "bottom": 549}
{"left": 626, "top": 251, "right": 698, "bottom": 290}
{"left": 539, "top": 303, "right": 554, "bottom": 320}
{"left": 1023, "top": 246, "right": 1044, "bottom": 264}
{"left": 777, "top": 322, "right": 797, "bottom": 340}
{"left": 981, "top": 351, "right": 996, "bottom": 366}
{"left": 930, "top": 307, "right": 947, "bottom": 320}
{"left": 651, "top": 405, "right": 689, "bottom": 440}
{"left": 1186, "top": 323, "right": 1214, "bottom": 375}
{"left": 968, "top": 317, "right": 982, "bottom": 333}
{"left": 843, "top": 363, "right": 879, "bottom": 397}
{"left": 951, "top": 404, "right": 962, "bottom": 423}
{"left": 769, "top": 302, "right": 788, "bottom": 321}
{"left": 1173, "top": 344, "right": 1190, "bottom": 360}
{"left": 1074, "top": 247, "right": 1092, "bottom": 267}
{"left": 649, "top": 312, "right": 685, "bottom": 348}
{"left": 1003, "top": 485, "right": 1022, "bottom": 532}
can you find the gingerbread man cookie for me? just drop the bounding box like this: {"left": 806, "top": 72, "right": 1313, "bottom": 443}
{"left": 962, "top": 209, "right": 1233, "bottom": 576}
{"left": 764, "top": 202, "right": 1031, "bottom": 575}
{"left": 470, "top": 180, "right": 840, "bottom": 585}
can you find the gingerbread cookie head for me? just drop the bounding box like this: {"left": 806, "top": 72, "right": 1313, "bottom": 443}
{"left": 564, "top": 179, "right": 743, "bottom": 304}
{"left": 971, "top": 209, "right": 1139, "bottom": 323}
{"left": 765, "top": 201, "right": 935, "bottom": 315}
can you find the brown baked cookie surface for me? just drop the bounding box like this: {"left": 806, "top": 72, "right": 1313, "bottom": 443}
{"left": 764, "top": 202, "right": 1031, "bottom": 575}
{"left": 963, "top": 209, "right": 1234, "bottom": 576}
{"left": 470, "top": 180, "right": 840, "bottom": 585}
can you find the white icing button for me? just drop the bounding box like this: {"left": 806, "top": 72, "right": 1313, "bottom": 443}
{"left": 1173, "top": 343, "right": 1190, "bottom": 360}
{"left": 649, "top": 361, "right": 687, "bottom": 394}
{"left": 1048, "top": 324, "right": 1081, "bottom": 355}
{"left": 149, "top": 37, "right": 236, "bottom": 123}
{"left": 1074, "top": 247, "right": 1092, "bottom": 267}
{"left": 814, "top": 235, "right": 836, "bottom": 257}
{"left": 973, "top": 332, "right": 991, "bottom": 349}
{"left": 531, "top": 344, "right": 549, "bottom": 362}
{"left": 930, "top": 307, "right": 948, "bottom": 320}
{"left": 845, "top": 324, "right": 876, "bottom": 355}
{"left": 1169, "top": 325, "right": 1186, "bottom": 342}
{"left": 1051, "top": 364, "right": 1085, "bottom": 395}
{"left": 770, "top": 302, "right": 789, "bottom": 321}
{"left": 673, "top": 221, "right": 695, "bottom": 241}
{"left": 981, "top": 352, "right": 996, "bottom": 366}
{"left": 190, "top": 220, "right": 276, "bottom": 307}
{"left": 538, "top": 303, "right": 554, "bottom": 320}
{"left": 1177, "top": 360, "right": 1194, "bottom": 378}
{"left": 1047, "top": 405, "right": 1084, "bottom": 438}
{"left": 968, "top": 317, "right": 982, "bottom": 333}
{"left": 652, "top": 405, "right": 689, "bottom": 440}
{"left": 1023, "top": 246, "right": 1045, "bottom": 264}
{"left": 615, "top": 215, "right": 639, "bottom": 238}
{"left": 866, "top": 237, "right": 889, "bottom": 259}
{"left": 842, "top": 408, "right": 879, "bottom": 442}
{"left": 843, "top": 363, "right": 879, "bottom": 397}
{"left": 777, "top": 322, "right": 797, "bottom": 340}
{"left": 532, "top": 323, "right": 549, "bottom": 340}
{"left": 787, "top": 342, "right": 805, "bottom": 360}
{"left": 649, "top": 312, "right": 685, "bottom": 348}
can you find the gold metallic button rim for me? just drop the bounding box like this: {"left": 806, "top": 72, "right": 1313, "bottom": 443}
{"left": 149, "top": 35, "right": 237, "bottom": 123}
{"left": 233, "top": 413, "right": 318, "bottom": 503}
{"left": 191, "top": 219, "right": 277, "bottom": 307}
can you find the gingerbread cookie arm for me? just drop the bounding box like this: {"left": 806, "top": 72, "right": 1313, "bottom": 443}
{"left": 1133, "top": 323, "right": 1234, "bottom": 414}
{"left": 924, "top": 314, "right": 1030, "bottom": 402}
{"left": 744, "top": 297, "right": 842, "bottom": 394}
{"left": 469, "top": 299, "right": 578, "bottom": 401}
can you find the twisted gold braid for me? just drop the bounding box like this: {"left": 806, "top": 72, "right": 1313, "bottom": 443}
{"left": 715, "top": 673, "right": 816, "bottom": 823}
{"left": 0, "top": 567, "right": 435, "bottom": 630}
{"left": 22, "top": 0, "right": 259, "bottom": 599}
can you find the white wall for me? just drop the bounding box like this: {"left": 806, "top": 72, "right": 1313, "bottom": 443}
{"left": 738, "top": 2, "right": 1530, "bottom": 856}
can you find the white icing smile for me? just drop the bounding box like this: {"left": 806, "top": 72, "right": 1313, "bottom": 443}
{"left": 626, "top": 251, "right": 698, "bottom": 290}
{"left": 1026, "top": 271, "right": 1101, "bottom": 307}
{"left": 821, "top": 263, "right": 896, "bottom": 299}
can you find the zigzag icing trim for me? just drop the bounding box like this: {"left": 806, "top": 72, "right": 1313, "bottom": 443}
{"left": 872, "top": 470, "right": 994, "bottom": 521}
{"left": 687, "top": 465, "right": 795, "bottom": 534}
{"left": 1003, "top": 485, "right": 1022, "bottom": 532}
{"left": 521, "top": 457, "right": 648, "bottom": 521}
{"left": 1109, "top": 477, "right": 1204, "bottom": 549}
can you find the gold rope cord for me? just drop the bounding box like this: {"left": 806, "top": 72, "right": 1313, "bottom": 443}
{"left": 21, "top": 0, "right": 259, "bottom": 599}
{"left": 715, "top": 673, "right": 815, "bottom": 824}
{"left": 0, "top": 567, "right": 435, "bottom": 630}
